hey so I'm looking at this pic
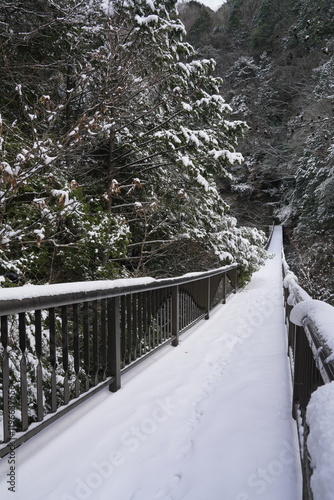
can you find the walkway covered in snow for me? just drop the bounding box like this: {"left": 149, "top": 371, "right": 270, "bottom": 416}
{"left": 0, "top": 227, "right": 302, "bottom": 500}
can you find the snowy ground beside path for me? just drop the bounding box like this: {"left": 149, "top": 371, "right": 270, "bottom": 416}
{"left": 0, "top": 226, "right": 302, "bottom": 500}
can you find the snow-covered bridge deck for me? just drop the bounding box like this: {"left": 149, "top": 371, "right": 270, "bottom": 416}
{"left": 0, "top": 227, "right": 302, "bottom": 500}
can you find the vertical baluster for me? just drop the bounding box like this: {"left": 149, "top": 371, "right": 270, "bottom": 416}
{"left": 184, "top": 290, "right": 187, "bottom": 329}
{"left": 73, "top": 304, "right": 80, "bottom": 398}
{"left": 189, "top": 284, "right": 194, "bottom": 325}
{"left": 101, "top": 299, "right": 107, "bottom": 380}
{"left": 163, "top": 290, "right": 167, "bottom": 340}
{"left": 18, "top": 313, "right": 29, "bottom": 430}
{"left": 162, "top": 290, "right": 167, "bottom": 342}
{"left": 304, "top": 333, "right": 313, "bottom": 411}
{"left": 184, "top": 291, "right": 187, "bottom": 330}
{"left": 83, "top": 302, "right": 90, "bottom": 392}
{"left": 153, "top": 289, "right": 157, "bottom": 348}
{"left": 158, "top": 289, "right": 163, "bottom": 344}
{"left": 222, "top": 273, "right": 226, "bottom": 304}
{"left": 205, "top": 278, "right": 211, "bottom": 320}
{"left": 137, "top": 293, "right": 143, "bottom": 358}
{"left": 1, "top": 316, "right": 10, "bottom": 442}
{"left": 179, "top": 290, "right": 183, "bottom": 331}
{"left": 92, "top": 301, "right": 99, "bottom": 386}
{"left": 147, "top": 291, "right": 152, "bottom": 352}
{"left": 157, "top": 291, "right": 161, "bottom": 343}
{"left": 233, "top": 267, "right": 238, "bottom": 293}
{"left": 189, "top": 285, "right": 192, "bottom": 325}
{"left": 179, "top": 290, "right": 182, "bottom": 331}
{"left": 292, "top": 325, "right": 306, "bottom": 419}
{"left": 108, "top": 297, "right": 121, "bottom": 392}
{"left": 49, "top": 308, "right": 57, "bottom": 413}
{"left": 287, "top": 303, "right": 294, "bottom": 355}
{"left": 168, "top": 290, "right": 172, "bottom": 338}
{"left": 132, "top": 293, "right": 138, "bottom": 362}
{"left": 35, "top": 310, "right": 44, "bottom": 421}
{"left": 143, "top": 292, "right": 148, "bottom": 354}
{"left": 189, "top": 284, "right": 193, "bottom": 324}
{"left": 61, "top": 306, "right": 69, "bottom": 405}
{"left": 120, "top": 296, "right": 126, "bottom": 366}
{"left": 153, "top": 290, "right": 157, "bottom": 348}
{"left": 126, "top": 294, "right": 132, "bottom": 364}
{"left": 172, "top": 285, "right": 179, "bottom": 347}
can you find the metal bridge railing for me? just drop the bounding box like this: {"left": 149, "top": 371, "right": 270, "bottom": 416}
{"left": 0, "top": 264, "right": 237, "bottom": 458}
{"left": 282, "top": 252, "right": 334, "bottom": 500}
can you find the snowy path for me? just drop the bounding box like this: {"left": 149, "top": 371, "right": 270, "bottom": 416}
{"left": 0, "top": 226, "right": 302, "bottom": 500}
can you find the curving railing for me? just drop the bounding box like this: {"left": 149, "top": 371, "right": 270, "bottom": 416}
{"left": 0, "top": 264, "right": 237, "bottom": 458}
{"left": 282, "top": 250, "right": 334, "bottom": 500}
{"left": 264, "top": 221, "right": 275, "bottom": 250}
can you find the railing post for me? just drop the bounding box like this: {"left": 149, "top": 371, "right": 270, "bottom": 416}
{"left": 19, "top": 312, "right": 29, "bottom": 430}
{"left": 292, "top": 324, "right": 305, "bottom": 419}
{"left": 232, "top": 267, "right": 238, "bottom": 293}
{"left": 35, "top": 310, "right": 44, "bottom": 421}
{"left": 48, "top": 308, "right": 57, "bottom": 413}
{"left": 222, "top": 273, "right": 226, "bottom": 304}
{"left": 108, "top": 296, "right": 121, "bottom": 392}
{"left": 73, "top": 303, "right": 80, "bottom": 398}
{"left": 205, "top": 277, "right": 210, "bottom": 319}
{"left": 61, "top": 306, "right": 70, "bottom": 405}
{"left": 171, "top": 285, "right": 179, "bottom": 347}
{"left": 92, "top": 301, "right": 99, "bottom": 386}
{"left": 292, "top": 324, "right": 316, "bottom": 500}
{"left": 101, "top": 299, "right": 107, "bottom": 380}
{"left": 83, "top": 302, "right": 90, "bottom": 392}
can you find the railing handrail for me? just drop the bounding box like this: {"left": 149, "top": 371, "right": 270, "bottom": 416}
{"left": 0, "top": 263, "right": 238, "bottom": 457}
{"left": 282, "top": 245, "right": 334, "bottom": 500}
{"left": 0, "top": 263, "right": 238, "bottom": 315}
{"left": 264, "top": 221, "right": 275, "bottom": 250}
{"left": 282, "top": 251, "right": 334, "bottom": 383}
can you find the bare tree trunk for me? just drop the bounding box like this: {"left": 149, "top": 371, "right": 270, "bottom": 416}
{"left": 102, "top": 123, "right": 116, "bottom": 265}
{"left": 106, "top": 122, "right": 116, "bottom": 212}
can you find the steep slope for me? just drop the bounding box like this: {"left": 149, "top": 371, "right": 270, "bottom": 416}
{"left": 179, "top": 0, "right": 334, "bottom": 302}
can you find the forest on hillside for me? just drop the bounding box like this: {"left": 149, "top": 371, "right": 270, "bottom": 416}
{"left": 0, "top": 0, "right": 266, "bottom": 287}
{"left": 178, "top": 0, "right": 334, "bottom": 304}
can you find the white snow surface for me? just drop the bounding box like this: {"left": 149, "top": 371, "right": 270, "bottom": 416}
{"left": 0, "top": 278, "right": 156, "bottom": 303}
{"left": 283, "top": 268, "right": 311, "bottom": 305}
{"left": 307, "top": 381, "right": 334, "bottom": 500}
{"left": 290, "top": 299, "right": 334, "bottom": 358}
{"left": 0, "top": 226, "right": 302, "bottom": 500}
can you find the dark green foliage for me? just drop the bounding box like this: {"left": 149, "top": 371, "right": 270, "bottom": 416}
{"left": 188, "top": 9, "right": 213, "bottom": 47}
{"left": 0, "top": 0, "right": 267, "bottom": 286}
{"left": 179, "top": 0, "right": 334, "bottom": 302}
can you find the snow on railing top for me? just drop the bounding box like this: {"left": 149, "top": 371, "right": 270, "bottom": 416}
{"left": 282, "top": 243, "right": 334, "bottom": 500}
{"left": 282, "top": 252, "right": 334, "bottom": 365}
{"left": 0, "top": 263, "right": 237, "bottom": 315}
{"left": 291, "top": 300, "right": 334, "bottom": 365}
{"left": 0, "top": 261, "right": 238, "bottom": 458}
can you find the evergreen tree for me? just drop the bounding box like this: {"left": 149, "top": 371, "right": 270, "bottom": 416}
{"left": 0, "top": 0, "right": 266, "bottom": 286}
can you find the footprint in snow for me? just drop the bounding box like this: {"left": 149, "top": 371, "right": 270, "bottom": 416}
{"left": 154, "top": 474, "right": 183, "bottom": 499}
